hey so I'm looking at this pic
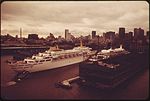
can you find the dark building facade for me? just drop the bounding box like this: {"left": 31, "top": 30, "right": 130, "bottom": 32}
{"left": 146, "top": 31, "right": 149, "bottom": 38}
{"left": 126, "top": 31, "right": 133, "bottom": 41}
{"left": 119, "top": 27, "right": 125, "bottom": 42}
{"left": 65, "top": 29, "right": 69, "bottom": 40}
{"left": 134, "top": 28, "right": 144, "bottom": 41}
{"left": 92, "top": 31, "right": 96, "bottom": 39}
{"left": 28, "top": 34, "right": 39, "bottom": 40}
{"left": 103, "top": 31, "right": 115, "bottom": 41}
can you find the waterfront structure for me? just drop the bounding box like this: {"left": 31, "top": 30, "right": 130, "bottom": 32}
{"left": 79, "top": 45, "right": 148, "bottom": 89}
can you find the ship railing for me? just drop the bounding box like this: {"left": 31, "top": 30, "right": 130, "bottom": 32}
{"left": 45, "top": 58, "right": 52, "bottom": 61}
{"left": 9, "top": 61, "right": 26, "bottom": 65}
{"left": 11, "top": 63, "right": 33, "bottom": 68}
{"left": 11, "top": 65, "right": 31, "bottom": 69}
{"left": 59, "top": 55, "right": 65, "bottom": 59}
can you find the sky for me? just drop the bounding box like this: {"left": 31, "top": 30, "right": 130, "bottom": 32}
{"left": 1, "top": 1, "right": 149, "bottom": 38}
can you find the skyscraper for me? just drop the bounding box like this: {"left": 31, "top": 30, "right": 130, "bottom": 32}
{"left": 103, "top": 31, "right": 115, "bottom": 41}
{"left": 134, "top": 28, "right": 144, "bottom": 40}
{"left": 65, "top": 29, "right": 72, "bottom": 41}
{"left": 127, "top": 31, "right": 133, "bottom": 40}
{"left": 65, "top": 29, "right": 69, "bottom": 40}
{"left": 92, "top": 31, "right": 96, "bottom": 39}
{"left": 119, "top": 27, "right": 125, "bottom": 41}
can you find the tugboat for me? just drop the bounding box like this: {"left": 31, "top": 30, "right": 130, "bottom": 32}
{"left": 79, "top": 45, "right": 148, "bottom": 89}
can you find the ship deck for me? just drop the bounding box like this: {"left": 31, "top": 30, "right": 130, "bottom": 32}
{"left": 1, "top": 63, "right": 149, "bottom": 100}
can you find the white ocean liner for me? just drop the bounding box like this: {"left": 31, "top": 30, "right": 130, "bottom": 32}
{"left": 8, "top": 43, "right": 95, "bottom": 73}
{"left": 88, "top": 44, "right": 130, "bottom": 62}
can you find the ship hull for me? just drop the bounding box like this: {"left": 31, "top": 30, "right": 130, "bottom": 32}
{"left": 13, "top": 55, "right": 86, "bottom": 73}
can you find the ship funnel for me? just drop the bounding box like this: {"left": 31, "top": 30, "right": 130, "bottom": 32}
{"left": 56, "top": 44, "right": 59, "bottom": 49}
{"left": 110, "top": 47, "right": 112, "bottom": 50}
{"left": 120, "top": 44, "right": 123, "bottom": 49}
{"left": 80, "top": 40, "right": 83, "bottom": 47}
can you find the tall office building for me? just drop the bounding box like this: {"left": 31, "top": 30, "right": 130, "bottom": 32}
{"left": 65, "top": 29, "right": 69, "bottom": 40}
{"left": 119, "top": 27, "right": 125, "bottom": 40}
{"left": 127, "top": 31, "right": 133, "bottom": 40}
{"left": 103, "top": 31, "right": 115, "bottom": 41}
{"left": 65, "top": 29, "right": 72, "bottom": 41}
{"left": 134, "top": 28, "right": 144, "bottom": 40}
{"left": 92, "top": 31, "right": 96, "bottom": 39}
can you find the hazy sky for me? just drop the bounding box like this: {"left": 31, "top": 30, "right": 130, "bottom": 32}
{"left": 1, "top": 1, "right": 149, "bottom": 38}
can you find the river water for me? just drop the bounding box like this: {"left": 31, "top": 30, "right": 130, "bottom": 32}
{"left": 1, "top": 55, "right": 149, "bottom": 100}
{"left": 1, "top": 55, "right": 17, "bottom": 87}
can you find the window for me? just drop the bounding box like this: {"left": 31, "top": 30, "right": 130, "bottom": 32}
{"left": 46, "top": 59, "right": 52, "bottom": 61}
{"left": 40, "top": 60, "right": 45, "bottom": 62}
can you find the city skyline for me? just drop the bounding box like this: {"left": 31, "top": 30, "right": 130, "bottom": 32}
{"left": 1, "top": 1, "right": 149, "bottom": 38}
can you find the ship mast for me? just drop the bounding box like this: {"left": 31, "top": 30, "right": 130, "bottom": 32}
{"left": 80, "top": 40, "right": 83, "bottom": 47}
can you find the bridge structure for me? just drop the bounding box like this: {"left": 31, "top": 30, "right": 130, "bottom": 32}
{"left": 1, "top": 46, "right": 50, "bottom": 56}
{"left": 1, "top": 46, "right": 50, "bottom": 50}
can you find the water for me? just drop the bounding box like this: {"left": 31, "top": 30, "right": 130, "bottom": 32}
{"left": 1, "top": 55, "right": 149, "bottom": 100}
{"left": 1, "top": 55, "right": 17, "bottom": 87}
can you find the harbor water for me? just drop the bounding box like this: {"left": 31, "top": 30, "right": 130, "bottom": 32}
{"left": 1, "top": 55, "right": 149, "bottom": 100}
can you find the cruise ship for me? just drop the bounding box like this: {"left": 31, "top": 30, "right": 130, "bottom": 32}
{"left": 8, "top": 43, "right": 95, "bottom": 73}
{"left": 79, "top": 45, "right": 148, "bottom": 89}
